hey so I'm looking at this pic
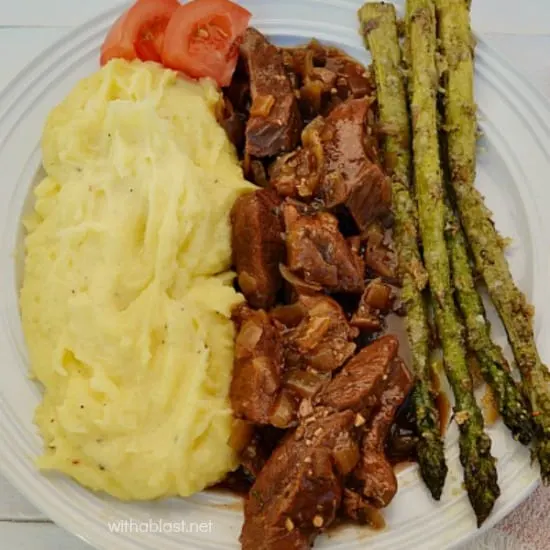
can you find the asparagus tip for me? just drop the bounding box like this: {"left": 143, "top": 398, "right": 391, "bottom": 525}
{"left": 460, "top": 432, "right": 500, "bottom": 526}
{"left": 417, "top": 436, "right": 448, "bottom": 500}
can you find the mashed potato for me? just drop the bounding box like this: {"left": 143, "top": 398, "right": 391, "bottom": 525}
{"left": 20, "top": 60, "right": 254, "bottom": 500}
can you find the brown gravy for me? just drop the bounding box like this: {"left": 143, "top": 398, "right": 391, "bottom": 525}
{"left": 432, "top": 371, "right": 451, "bottom": 436}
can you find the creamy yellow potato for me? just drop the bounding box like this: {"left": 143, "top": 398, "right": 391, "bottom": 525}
{"left": 20, "top": 60, "right": 253, "bottom": 500}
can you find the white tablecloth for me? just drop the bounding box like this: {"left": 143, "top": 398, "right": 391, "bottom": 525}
{"left": 1, "top": 1, "right": 549, "bottom": 548}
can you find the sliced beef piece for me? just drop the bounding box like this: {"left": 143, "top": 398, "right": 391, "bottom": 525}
{"left": 294, "top": 406, "right": 359, "bottom": 476}
{"left": 242, "top": 446, "right": 339, "bottom": 550}
{"left": 230, "top": 309, "right": 285, "bottom": 424}
{"left": 231, "top": 189, "right": 285, "bottom": 310}
{"left": 241, "top": 410, "right": 358, "bottom": 550}
{"left": 364, "top": 223, "right": 398, "bottom": 282}
{"left": 314, "top": 98, "right": 391, "bottom": 231}
{"left": 353, "top": 358, "right": 414, "bottom": 508}
{"left": 240, "top": 28, "right": 302, "bottom": 158}
{"left": 284, "top": 203, "right": 365, "bottom": 294}
{"left": 285, "top": 294, "right": 359, "bottom": 373}
{"left": 316, "top": 335, "right": 399, "bottom": 413}
{"left": 296, "top": 408, "right": 360, "bottom": 477}
{"left": 351, "top": 279, "right": 394, "bottom": 331}
{"left": 269, "top": 147, "right": 320, "bottom": 199}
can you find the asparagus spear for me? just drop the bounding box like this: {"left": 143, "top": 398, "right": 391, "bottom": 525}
{"left": 446, "top": 205, "right": 534, "bottom": 445}
{"left": 436, "top": 0, "right": 550, "bottom": 482}
{"left": 359, "top": 1, "right": 447, "bottom": 500}
{"left": 406, "top": 0, "right": 499, "bottom": 525}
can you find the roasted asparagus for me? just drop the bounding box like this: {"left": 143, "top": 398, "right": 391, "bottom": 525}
{"left": 359, "top": 1, "right": 448, "bottom": 500}
{"left": 407, "top": 0, "right": 499, "bottom": 525}
{"left": 436, "top": 0, "right": 550, "bottom": 482}
{"left": 446, "top": 204, "right": 533, "bottom": 445}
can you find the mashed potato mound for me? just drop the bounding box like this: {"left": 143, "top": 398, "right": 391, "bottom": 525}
{"left": 20, "top": 60, "right": 253, "bottom": 500}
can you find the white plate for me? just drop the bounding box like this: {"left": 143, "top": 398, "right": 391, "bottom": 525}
{"left": 0, "top": 1, "right": 549, "bottom": 549}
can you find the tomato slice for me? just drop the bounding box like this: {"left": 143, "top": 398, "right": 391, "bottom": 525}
{"left": 100, "top": 0, "right": 180, "bottom": 66}
{"left": 162, "top": 0, "right": 252, "bottom": 87}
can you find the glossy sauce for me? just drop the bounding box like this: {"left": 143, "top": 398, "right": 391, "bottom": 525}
{"left": 432, "top": 371, "right": 451, "bottom": 436}
{"left": 436, "top": 391, "right": 451, "bottom": 436}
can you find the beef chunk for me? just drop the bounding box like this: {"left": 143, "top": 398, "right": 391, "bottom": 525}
{"left": 231, "top": 309, "right": 285, "bottom": 424}
{"left": 269, "top": 148, "right": 320, "bottom": 199}
{"left": 241, "top": 410, "right": 358, "bottom": 550}
{"left": 285, "top": 295, "right": 358, "bottom": 372}
{"left": 316, "top": 335, "right": 399, "bottom": 413}
{"left": 284, "top": 203, "right": 365, "bottom": 294}
{"left": 268, "top": 98, "right": 390, "bottom": 230}
{"left": 282, "top": 41, "right": 374, "bottom": 122}
{"left": 240, "top": 28, "right": 302, "bottom": 157}
{"left": 231, "top": 305, "right": 299, "bottom": 429}
{"left": 314, "top": 98, "right": 391, "bottom": 230}
{"left": 231, "top": 190, "right": 285, "bottom": 309}
{"left": 353, "top": 358, "right": 414, "bottom": 508}
{"left": 351, "top": 279, "right": 394, "bottom": 331}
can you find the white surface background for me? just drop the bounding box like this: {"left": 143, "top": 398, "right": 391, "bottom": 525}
{"left": 1, "top": 1, "right": 550, "bottom": 548}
